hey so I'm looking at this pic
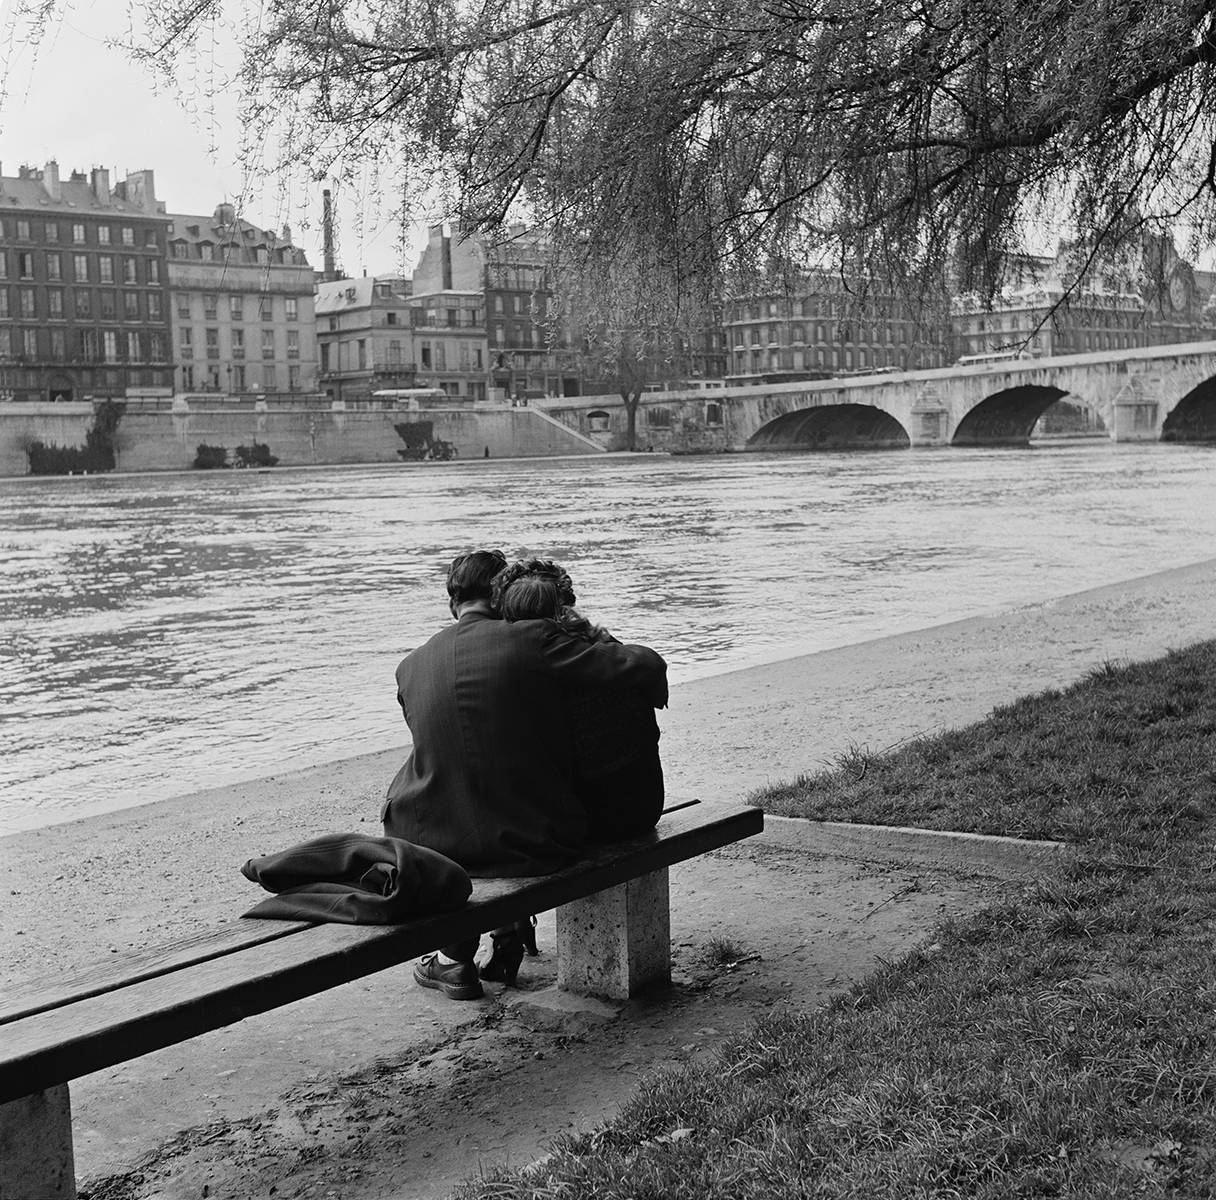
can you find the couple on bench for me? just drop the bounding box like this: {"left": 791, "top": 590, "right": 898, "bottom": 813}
{"left": 382, "top": 549, "right": 669, "bottom": 1000}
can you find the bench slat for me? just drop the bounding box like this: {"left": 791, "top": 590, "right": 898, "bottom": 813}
{"left": 0, "top": 920, "right": 313, "bottom": 1027}
{"left": 0, "top": 805, "right": 761, "bottom": 1104}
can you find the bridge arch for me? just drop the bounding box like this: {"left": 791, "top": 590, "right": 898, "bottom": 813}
{"left": 1162, "top": 376, "right": 1216, "bottom": 442}
{"left": 952, "top": 385, "right": 1068, "bottom": 446}
{"left": 747, "top": 403, "right": 910, "bottom": 450}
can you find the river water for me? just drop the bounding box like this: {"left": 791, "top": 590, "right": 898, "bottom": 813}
{"left": 2, "top": 442, "right": 1215, "bottom": 835}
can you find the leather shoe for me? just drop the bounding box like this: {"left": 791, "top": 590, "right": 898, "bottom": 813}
{"left": 413, "top": 954, "right": 484, "bottom": 1000}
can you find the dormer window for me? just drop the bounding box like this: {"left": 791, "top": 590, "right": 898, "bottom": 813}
{"left": 199, "top": 243, "right": 214, "bottom": 261}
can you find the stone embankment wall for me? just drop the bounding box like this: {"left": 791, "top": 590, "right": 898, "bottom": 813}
{"left": 0, "top": 403, "right": 602, "bottom": 476}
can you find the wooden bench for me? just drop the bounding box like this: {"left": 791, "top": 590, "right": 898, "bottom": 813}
{"left": 0, "top": 802, "right": 762, "bottom": 1199}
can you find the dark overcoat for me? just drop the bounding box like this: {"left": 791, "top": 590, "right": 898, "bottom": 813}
{"left": 382, "top": 610, "right": 668, "bottom": 876}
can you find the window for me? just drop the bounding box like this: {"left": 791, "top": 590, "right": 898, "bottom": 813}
{"left": 199, "top": 243, "right": 214, "bottom": 261}
{"left": 172, "top": 242, "right": 189, "bottom": 258}
{"left": 74, "top": 291, "right": 91, "bottom": 318}
{"left": 72, "top": 223, "right": 86, "bottom": 243}
{"left": 23, "top": 329, "right": 38, "bottom": 357}
{"left": 127, "top": 332, "right": 140, "bottom": 360}
{"left": 103, "top": 331, "right": 118, "bottom": 361}
{"left": 98, "top": 257, "right": 114, "bottom": 283}
{"left": 180, "top": 327, "right": 193, "bottom": 350}
{"left": 0, "top": 329, "right": 9, "bottom": 356}
{"left": 232, "top": 328, "right": 245, "bottom": 357}
{"left": 705, "top": 402, "right": 724, "bottom": 427}
{"left": 176, "top": 295, "right": 190, "bottom": 318}
{"left": 124, "top": 292, "right": 140, "bottom": 320}
{"left": 255, "top": 248, "right": 269, "bottom": 264}
{"left": 386, "top": 310, "right": 396, "bottom": 325}
{"left": 50, "top": 329, "right": 65, "bottom": 360}
{"left": 45, "top": 222, "right": 59, "bottom": 243}
{"left": 98, "top": 225, "right": 111, "bottom": 245}
{"left": 100, "top": 291, "right": 117, "bottom": 319}
{"left": 434, "top": 342, "right": 446, "bottom": 370}
{"left": 232, "top": 364, "right": 245, "bottom": 389}
{"left": 289, "top": 365, "right": 300, "bottom": 390}
{"left": 473, "top": 348, "right": 483, "bottom": 369}
{"left": 122, "top": 258, "right": 137, "bottom": 284}
{"left": 121, "top": 227, "right": 135, "bottom": 246}
{"left": 319, "top": 343, "right": 330, "bottom": 372}
{"left": 356, "top": 339, "right": 366, "bottom": 369}
{"left": 421, "top": 341, "right": 431, "bottom": 368}
{"left": 150, "top": 332, "right": 166, "bottom": 361}
{"left": 203, "top": 296, "right": 218, "bottom": 319}
{"left": 0, "top": 253, "right": 7, "bottom": 279}
{"left": 229, "top": 295, "right": 243, "bottom": 320}
{"left": 258, "top": 296, "right": 272, "bottom": 320}
{"left": 18, "top": 289, "right": 35, "bottom": 318}
{"left": 181, "top": 365, "right": 194, "bottom": 389}
{"left": 0, "top": 289, "right": 7, "bottom": 318}
{"left": 147, "top": 259, "right": 160, "bottom": 283}
{"left": 285, "top": 297, "right": 298, "bottom": 321}
{"left": 147, "top": 293, "right": 162, "bottom": 319}
{"left": 46, "top": 253, "right": 61, "bottom": 281}
{"left": 287, "top": 329, "right": 299, "bottom": 358}
{"left": 16, "top": 219, "right": 31, "bottom": 239}
{"left": 205, "top": 328, "right": 219, "bottom": 358}
{"left": 17, "top": 252, "right": 35, "bottom": 279}
{"left": 261, "top": 329, "right": 275, "bottom": 359}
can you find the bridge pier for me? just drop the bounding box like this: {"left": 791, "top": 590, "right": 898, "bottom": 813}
{"left": 1109, "top": 375, "right": 1164, "bottom": 442}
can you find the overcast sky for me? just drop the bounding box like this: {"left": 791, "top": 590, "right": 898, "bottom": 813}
{"left": 0, "top": 0, "right": 426, "bottom": 277}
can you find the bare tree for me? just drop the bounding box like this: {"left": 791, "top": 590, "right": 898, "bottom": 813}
{"left": 73, "top": 0, "right": 1216, "bottom": 313}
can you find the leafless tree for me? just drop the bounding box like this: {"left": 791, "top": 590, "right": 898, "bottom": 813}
{"left": 45, "top": 0, "right": 1216, "bottom": 322}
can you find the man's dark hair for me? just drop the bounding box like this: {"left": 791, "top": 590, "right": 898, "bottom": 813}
{"left": 446, "top": 549, "right": 508, "bottom": 606}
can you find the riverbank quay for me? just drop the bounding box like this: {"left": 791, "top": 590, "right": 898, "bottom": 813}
{"left": 459, "top": 641, "right": 1216, "bottom": 1200}
{"left": 2, "top": 557, "right": 1214, "bottom": 1197}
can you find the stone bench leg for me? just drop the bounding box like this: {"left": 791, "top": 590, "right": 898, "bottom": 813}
{"left": 0, "top": 1084, "right": 76, "bottom": 1199}
{"left": 555, "top": 867, "right": 671, "bottom": 1000}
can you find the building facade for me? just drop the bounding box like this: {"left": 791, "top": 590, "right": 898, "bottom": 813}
{"left": 722, "top": 275, "right": 948, "bottom": 385}
{"left": 0, "top": 162, "right": 173, "bottom": 403}
{"left": 951, "top": 240, "right": 1216, "bottom": 360}
{"left": 315, "top": 275, "right": 417, "bottom": 405}
{"left": 167, "top": 204, "right": 317, "bottom": 395}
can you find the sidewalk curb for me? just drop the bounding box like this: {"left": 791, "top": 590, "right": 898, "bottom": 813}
{"left": 758, "top": 813, "right": 1068, "bottom": 880}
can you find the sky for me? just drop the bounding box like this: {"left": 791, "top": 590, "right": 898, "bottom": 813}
{"left": 0, "top": 0, "right": 427, "bottom": 277}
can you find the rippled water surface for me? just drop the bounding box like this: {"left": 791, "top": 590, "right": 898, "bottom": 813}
{"left": 3, "top": 443, "right": 1215, "bottom": 834}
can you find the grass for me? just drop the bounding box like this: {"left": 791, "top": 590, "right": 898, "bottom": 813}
{"left": 454, "top": 640, "right": 1216, "bottom": 1199}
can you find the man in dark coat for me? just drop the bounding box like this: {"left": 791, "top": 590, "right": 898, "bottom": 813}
{"left": 382, "top": 549, "right": 668, "bottom": 998}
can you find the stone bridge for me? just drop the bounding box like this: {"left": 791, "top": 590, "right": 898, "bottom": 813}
{"left": 542, "top": 341, "right": 1216, "bottom": 450}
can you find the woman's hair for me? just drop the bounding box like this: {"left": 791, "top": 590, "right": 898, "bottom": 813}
{"left": 499, "top": 573, "right": 564, "bottom": 622}
{"left": 491, "top": 558, "right": 576, "bottom": 612}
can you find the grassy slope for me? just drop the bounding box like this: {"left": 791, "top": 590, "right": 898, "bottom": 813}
{"left": 456, "top": 641, "right": 1216, "bottom": 1199}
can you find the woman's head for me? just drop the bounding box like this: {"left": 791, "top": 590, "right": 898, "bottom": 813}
{"left": 492, "top": 558, "right": 577, "bottom": 620}
{"left": 499, "top": 573, "right": 563, "bottom": 622}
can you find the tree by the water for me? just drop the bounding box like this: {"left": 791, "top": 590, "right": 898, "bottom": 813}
{"left": 37, "top": 0, "right": 1216, "bottom": 320}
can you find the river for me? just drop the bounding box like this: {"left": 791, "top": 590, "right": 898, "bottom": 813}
{"left": 2, "top": 441, "right": 1215, "bottom": 835}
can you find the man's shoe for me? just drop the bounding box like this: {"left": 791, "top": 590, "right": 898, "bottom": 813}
{"left": 413, "top": 954, "right": 484, "bottom": 1000}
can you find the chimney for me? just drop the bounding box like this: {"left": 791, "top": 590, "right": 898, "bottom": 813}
{"left": 44, "top": 160, "right": 61, "bottom": 201}
{"left": 123, "top": 169, "right": 158, "bottom": 213}
{"left": 90, "top": 167, "right": 111, "bottom": 204}
{"left": 322, "top": 189, "right": 336, "bottom": 279}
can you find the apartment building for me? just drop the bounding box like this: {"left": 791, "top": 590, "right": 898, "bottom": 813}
{"left": 723, "top": 274, "right": 948, "bottom": 384}
{"left": 166, "top": 204, "right": 317, "bottom": 395}
{"left": 0, "top": 162, "right": 173, "bottom": 403}
{"left": 315, "top": 274, "right": 416, "bottom": 405}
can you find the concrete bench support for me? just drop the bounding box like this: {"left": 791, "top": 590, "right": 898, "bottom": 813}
{"left": 555, "top": 867, "right": 671, "bottom": 999}
{"left": 0, "top": 1084, "right": 76, "bottom": 1200}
